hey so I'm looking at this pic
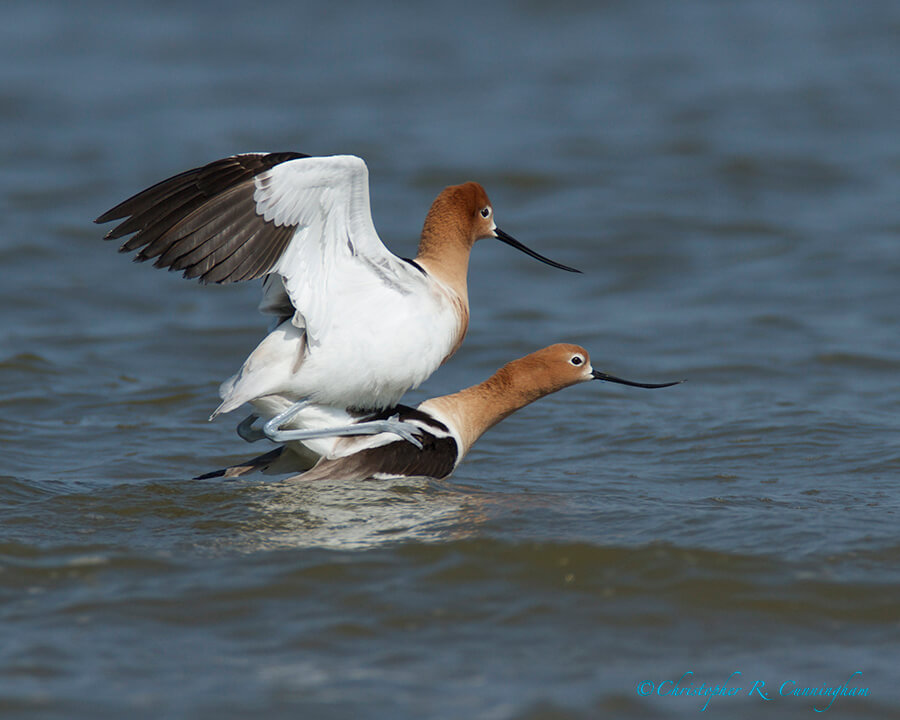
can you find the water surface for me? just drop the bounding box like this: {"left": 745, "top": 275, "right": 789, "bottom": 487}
{"left": 1, "top": 2, "right": 899, "bottom": 718}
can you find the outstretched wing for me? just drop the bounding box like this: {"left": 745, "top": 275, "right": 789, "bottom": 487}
{"left": 96, "top": 152, "right": 421, "bottom": 341}
{"left": 97, "top": 152, "right": 310, "bottom": 283}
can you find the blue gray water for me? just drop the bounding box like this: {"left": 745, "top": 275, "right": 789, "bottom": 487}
{"left": 2, "top": 1, "right": 899, "bottom": 718}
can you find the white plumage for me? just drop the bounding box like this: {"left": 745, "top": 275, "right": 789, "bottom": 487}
{"left": 97, "top": 152, "right": 579, "bottom": 450}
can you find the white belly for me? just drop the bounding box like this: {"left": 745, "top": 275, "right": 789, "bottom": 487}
{"left": 217, "top": 280, "right": 462, "bottom": 414}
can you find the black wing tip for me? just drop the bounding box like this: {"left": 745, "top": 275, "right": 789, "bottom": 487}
{"left": 95, "top": 151, "right": 320, "bottom": 285}
{"left": 128, "top": 247, "right": 219, "bottom": 286}
{"left": 95, "top": 210, "right": 121, "bottom": 225}
{"left": 193, "top": 468, "right": 226, "bottom": 480}
{"left": 94, "top": 150, "right": 309, "bottom": 218}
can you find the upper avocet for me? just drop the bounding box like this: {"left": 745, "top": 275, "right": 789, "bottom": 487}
{"left": 96, "top": 153, "right": 579, "bottom": 444}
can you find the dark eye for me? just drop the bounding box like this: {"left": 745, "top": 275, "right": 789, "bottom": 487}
{"left": 570, "top": 355, "right": 583, "bottom": 366}
{"left": 480, "top": 207, "right": 491, "bottom": 218}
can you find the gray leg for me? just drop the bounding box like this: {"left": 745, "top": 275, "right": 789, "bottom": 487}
{"left": 236, "top": 414, "right": 266, "bottom": 443}
{"left": 262, "top": 403, "right": 423, "bottom": 449}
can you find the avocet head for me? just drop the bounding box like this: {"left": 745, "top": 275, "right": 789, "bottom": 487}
{"left": 515, "top": 344, "right": 599, "bottom": 393}
{"left": 511, "top": 344, "right": 684, "bottom": 397}
{"left": 426, "top": 182, "right": 581, "bottom": 272}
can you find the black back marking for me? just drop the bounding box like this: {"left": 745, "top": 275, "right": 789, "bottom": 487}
{"left": 296, "top": 405, "right": 458, "bottom": 481}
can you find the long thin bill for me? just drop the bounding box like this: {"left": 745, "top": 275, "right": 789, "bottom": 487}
{"left": 591, "top": 370, "right": 684, "bottom": 389}
{"left": 494, "top": 227, "right": 581, "bottom": 273}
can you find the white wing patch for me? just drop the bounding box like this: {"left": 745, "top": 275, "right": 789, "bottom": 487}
{"left": 252, "top": 155, "right": 419, "bottom": 348}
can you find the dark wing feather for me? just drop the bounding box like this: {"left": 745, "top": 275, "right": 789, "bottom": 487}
{"left": 95, "top": 152, "right": 308, "bottom": 284}
{"left": 293, "top": 405, "right": 459, "bottom": 482}
{"left": 161, "top": 197, "right": 261, "bottom": 274}
{"left": 232, "top": 225, "right": 285, "bottom": 283}
{"left": 193, "top": 445, "right": 318, "bottom": 480}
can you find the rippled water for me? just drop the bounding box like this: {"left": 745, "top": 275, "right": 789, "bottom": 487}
{"left": 2, "top": 1, "right": 899, "bottom": 718}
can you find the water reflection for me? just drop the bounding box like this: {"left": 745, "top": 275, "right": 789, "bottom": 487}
{"left": 234, "top": 476, "right": 490, "bottom": 551}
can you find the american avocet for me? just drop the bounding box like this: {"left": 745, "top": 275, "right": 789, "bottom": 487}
{"left": 95, "top": 153, "right": 578, "bottom": 446}
{"left": 198, "top": 344, "right": 681, "bottom": 481}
